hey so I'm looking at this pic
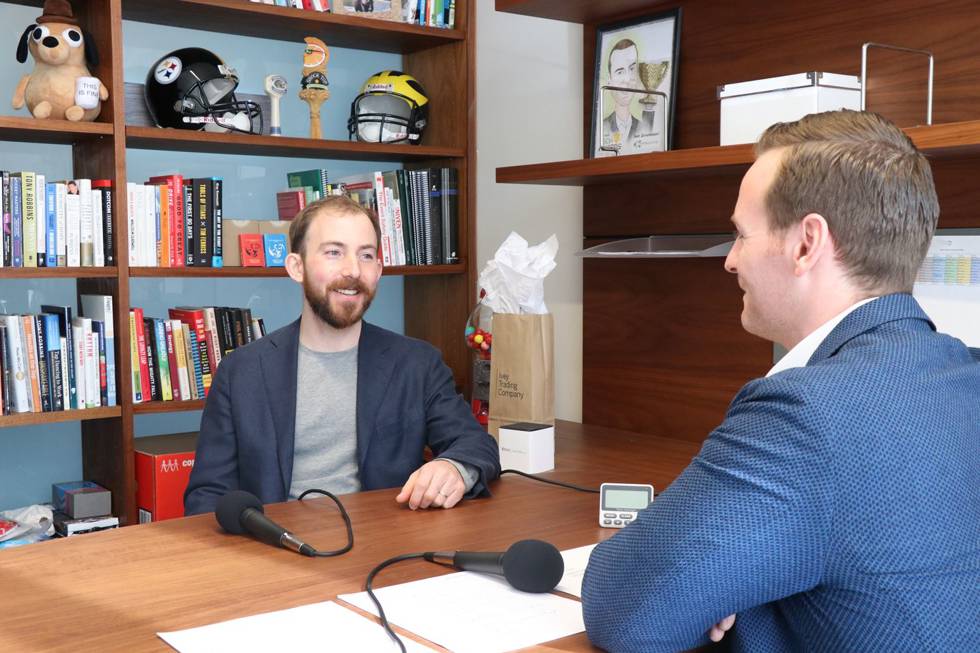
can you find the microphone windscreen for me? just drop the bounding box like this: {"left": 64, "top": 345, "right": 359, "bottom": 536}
{"left": 501, "top": 539, "right": 565, "bottom": 593}
{"left": 215, "top": 490, "right": 264, "bottom": 535}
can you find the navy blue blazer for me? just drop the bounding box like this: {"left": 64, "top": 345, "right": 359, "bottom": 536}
{"left": 583, "top": 294, "right": 980, "bottom": 652}
{"left": 184, "top": 320, "right": 501, "bottom": 515}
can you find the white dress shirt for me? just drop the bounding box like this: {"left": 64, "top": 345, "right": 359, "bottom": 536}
{"left": 767, "top": 297, "right": 878, "bottom": 377}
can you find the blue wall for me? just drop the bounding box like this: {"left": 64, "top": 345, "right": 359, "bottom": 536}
{"left": 1, "top": 5, "right": 407, "bottom": 511}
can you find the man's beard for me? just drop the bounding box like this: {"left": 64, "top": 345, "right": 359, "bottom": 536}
{"left": 303, "top": 276, "right": 376, "bottom": 329}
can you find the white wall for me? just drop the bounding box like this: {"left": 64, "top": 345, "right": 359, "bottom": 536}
{"left": 476, "top": 5, "right": 584, "bottom": 421}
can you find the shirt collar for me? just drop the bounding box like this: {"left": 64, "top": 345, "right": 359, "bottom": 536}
{"left": 767, "top": 297, "right": 878, "bottom": 377}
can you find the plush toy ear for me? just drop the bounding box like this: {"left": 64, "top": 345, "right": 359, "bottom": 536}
{"left": 83, "top": 29, "right": 98, "bottom": 68}
{"left": 16, "top": 24, "right": 35, "bottom": 64}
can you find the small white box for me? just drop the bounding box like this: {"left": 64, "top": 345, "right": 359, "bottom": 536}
{"left": 498, "top": 422, "right": 554, "bottom": 474}
{"left": 718, "top": 72, "right": 861, "bottom": 146}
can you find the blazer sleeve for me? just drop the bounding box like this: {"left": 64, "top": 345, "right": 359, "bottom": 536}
{"left": 183, "top": 354, "right": 241, "bottom": 515}
{"left": 419, "top": 346, "right": 501, "bottom": 497}
{"left": 581, "top": 377, "right": 835, "bottom": 653}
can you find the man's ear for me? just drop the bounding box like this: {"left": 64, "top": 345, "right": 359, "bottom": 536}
{"left": 82, "top": 29, "right": 99, "bottom": 68}
{"left": 16, "top": 25, "right": 35, "bottom": 64}
{"left": 793, "top": 213, "right": 831, "bottom": 276}
{"left": 285, "top": 251, "right": 305, "bottom": 284}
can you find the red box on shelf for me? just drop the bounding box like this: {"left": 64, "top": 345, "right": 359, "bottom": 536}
{"left": 135, "top": 432, "right": 198, "bottom": 523}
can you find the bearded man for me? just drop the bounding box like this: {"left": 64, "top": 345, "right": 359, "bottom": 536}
{"left": 185, "top": 196, "right": 500, "bottom": 515}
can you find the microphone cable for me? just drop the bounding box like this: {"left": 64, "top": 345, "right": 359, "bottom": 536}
{"left": 500, "top": 469, "right": 600, "bottom": 493}
{"left": 296, "top": 488, "right": 354, "bottom": 557}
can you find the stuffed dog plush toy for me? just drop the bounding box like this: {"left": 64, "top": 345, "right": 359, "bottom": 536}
{"left": 12, "top": 0, "right": 108, "bottom": 121}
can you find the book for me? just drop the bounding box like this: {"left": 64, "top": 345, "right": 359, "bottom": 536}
{"left": 65, "top": 185, "right": 81, "bottom": 267}
{"left": 147, "top": 174, "right": 184, "bottom": 268}
{"left": 143, "top": 318, "right": 159, "bottom": 402}
{"left": 10, "top": 175, "right": 22, "bottom": 267}
{"left": 92, "top": 179, "right": 114, "bottom": 266}
{"left": 263, "top": 233, "right": 288, "bottom": 266}
{"left": 42, "top": 315, "right": 64, "bottom": 411}
{"left": 132, "top": 307, "right": 151, "bottom": 403}
{"left": 169, "top": 308, "right": 212, "bottom": 397}
{"left": 91, "top": 188, "right": 104, "bottom": 267}
{"left": 287, "top": 168, "right": 329, "bottom": 200}
{"left": 128, "top": 311, "right": 141, "bottom": 403}
{"left": 80, "top": 294, "right": 116, "bottom": 407}
{"left": 276, "top": 189, "right": 306, "bottom": 220}
{"left": 41, "top": 305, "right": 77, "bottom": 409}
{"left": 240, "top": 233, "right": 265, "bottom": 266}
{"left": 44, "top": 181, "right": 56, "bottom": 267}
{"left": 78, "top": 179, "right": 94, "bottom": 266}
{"left": 92, "top": 320, "right": 108, "bottom": 407}
{"left": 183, "top": 323, "right": 203, "bottom": 400}
{"left": 170, "top": 319, "right": 191, "bottom": 402}
{"left": 1, "top": 315, "right": 30, "bottom": 413}
{"left": 212, "top": 177, "right": 223, "bottom": 267}
{"left": 54, "top": 181, "right": 67, "bottom": 266}
{"left": 1, "top": 171, "right": 10, "bottom": 267}
{"left": 163, "top": 320, "right": 180, "bottom": 401}
{"left": 32, "top": 315, "right": 51, "bottom": 412}
{"left": 21, "top": 315, "right": 41, "bottom": 412}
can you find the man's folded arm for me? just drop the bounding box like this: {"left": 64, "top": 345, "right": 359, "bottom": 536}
{"left": 581, "top": 379, "right": 834, "bottom": 652}
{"left": 184, "top": 358, "right": 241, "bottom": 515}
{"left": 421, "top": 348, "right": 501, "bottom": 497}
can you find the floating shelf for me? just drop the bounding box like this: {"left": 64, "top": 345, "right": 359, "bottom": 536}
{"left": 128, "top": 264, "right": 465, "bottom": 277}
{"left": 0, "top": 406, "right": 121, "bottom": 430}
{"left": 0, "top": 267, "right": 119, "bottom": 279}
{"left": 495, "top": 0, "right": 674, "bottom": 24}
{"left": 133, "top": 400, "right": 205, "bottom": 415}
{"left": 577, "top": 235, "right": 733, "bottom": 258}
{"left": 496, "top": 119, "right": 980, "bottom": 187}
{"left": 126, "top": 126, "right": 464, "bottom": 161}
{"left": 0, "top": 116, "right": 112, "bottom": 144}
{"left": 122, "top": 0, "right": 463, "bottom": 53}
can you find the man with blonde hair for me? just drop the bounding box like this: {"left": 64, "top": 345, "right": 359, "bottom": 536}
{"left": 582, "top": 111, "right": 980, "bottom": 651}
{"left": 186, "top": 195, "right": 500, "bottom": 515}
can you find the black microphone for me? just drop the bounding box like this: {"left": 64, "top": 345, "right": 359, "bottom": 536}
{"left": 215, "top": 490, "right": 316, "bottom": 557}
{"left": 425, "top": 539, "right": 564, "bottom": 593}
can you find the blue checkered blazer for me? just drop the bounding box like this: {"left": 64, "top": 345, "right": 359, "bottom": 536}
{"left": 582, "top": 294, "right": 980, "bottom": 652}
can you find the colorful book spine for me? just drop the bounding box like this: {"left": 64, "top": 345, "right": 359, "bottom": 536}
{"left": 45, "top": 183, "right": 57, "bottom": 267}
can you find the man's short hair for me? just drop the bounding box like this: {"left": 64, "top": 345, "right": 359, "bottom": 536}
{"left": 288, "top": 194, "right": 382, "bottom": 257}
{"left": 608, "top": 38, "right": 638, "bottom": 75}
{"left": 756, "top": 110, "right": 939, "bottom": 294}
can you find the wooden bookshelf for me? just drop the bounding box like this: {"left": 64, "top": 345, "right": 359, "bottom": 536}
{"left": 0, "top": 267, "right": 118, "bottom": 279}
{"left": 133, "top": 400, "right": 206, "bottom": 415}
{"left": 3, "top": 0, "right": 477, "bottom": 526}
{"left": 0, "top": 406, "right": 122, "bottom": 429}
{"left": 128, "top": 264, "right": 466, "bottom": 277}
{"left": 123, "top": 0, "right": 464, "bottom": 53}
{"left": 495, "top": 0, "right": 672, "bottom": 24}
{"left": 496, "top": 119, "right": 980, "bottom": 187}
{"left": 125, "top": 126, "right": 465, "bottom": 161}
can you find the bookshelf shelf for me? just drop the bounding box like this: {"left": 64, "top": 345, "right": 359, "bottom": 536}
{"left": 133, "top": 400, "right": 206, "bottom": 415}
{"left": 0, "top": 116, "right": 113, "bottom": 145}
{"left": 496, "top": 119, "right": 980, "bottom": 187}
{"left": 125, "top": 126, "right": 465, "bottom": 161}
{"left": 0, "top": 267, "right": 119, "bottom": 279}
{"left": 494, "top": 0, "right": 674, "bottom": 24}
{"left": 129, "top": 264, "right": 466, "bottom": 277}
{"left": 0, "top": 406, "right": 122, "bottom": 430}
{"left": 122, "top": 0, "right": 463, "bottom": 53}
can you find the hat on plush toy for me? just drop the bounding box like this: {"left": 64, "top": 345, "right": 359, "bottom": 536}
{"left": 36, "top": 0, "right": 79, "bottom": 26}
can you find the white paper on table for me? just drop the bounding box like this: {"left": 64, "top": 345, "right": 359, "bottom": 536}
{"left": 554, "top": 544, "right": 598, "bottom": 598}
{"left": 339, "top": 571, "right": 584, "bottom": 653}
{"left": 158, "top": 600, "right": 435, "bottom": 653}
{"left": 913, "top": 235, "right": 980, "bottom": 347}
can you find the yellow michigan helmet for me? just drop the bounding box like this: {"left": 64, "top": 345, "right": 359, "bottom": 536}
{"left": 347, "top": 70, "right": 428, "bottom": 145}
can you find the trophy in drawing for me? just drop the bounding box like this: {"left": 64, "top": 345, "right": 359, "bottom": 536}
{"left": 636, "top": 60, "right": 670, "bottom": 151}
{"left": 298, "top": 36, "right": 330, "bottom": 139}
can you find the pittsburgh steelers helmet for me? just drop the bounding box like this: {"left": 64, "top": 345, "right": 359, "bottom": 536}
{"left": 144, "top": 47, "right": 263, "bottom": 135}
{"left": 347, "top": 70, "right": 428, "bottom": 145}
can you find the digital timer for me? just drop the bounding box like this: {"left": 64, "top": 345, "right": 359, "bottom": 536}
{"left": 599, "top": 482, "right": 654, "bottom": 528}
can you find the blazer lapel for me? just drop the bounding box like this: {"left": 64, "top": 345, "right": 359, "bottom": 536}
{"left": 261, "top": 318, "right": 300, "bottom": 496}
{"left": 356, "top": 322, "right": 396, "bottom": 469}
{"left": 808, "top": 293, "right": 934, "bottom": 366}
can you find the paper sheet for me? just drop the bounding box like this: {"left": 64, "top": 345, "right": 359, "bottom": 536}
{"left": 339, "top": 571, "right": 584, "bottom": 653}
{"left": 554, "top": 544, "right": 597, "bottom": 598}
{"left": 913, "top": 235, "right": 980, "bottom": 347}
{"left": 158, "top": 600, "right": 435, "bottom": 653}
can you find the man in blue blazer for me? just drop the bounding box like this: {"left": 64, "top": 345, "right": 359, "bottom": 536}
{"left": 582, "top": 110, "right": 980, "bottom": 651}
{"left": 185, "top": 196, "right": 500, "bottom": 516}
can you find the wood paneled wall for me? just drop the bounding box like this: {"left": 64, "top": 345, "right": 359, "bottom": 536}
{"left": 582, "top": 0, "right": 980, "bottom": 441}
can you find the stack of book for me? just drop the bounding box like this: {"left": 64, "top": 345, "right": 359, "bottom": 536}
{"left": 0, "top": 295, "right": 117, "bottom": 415}
{"left": 0, "top": 172, "right": 114, "bottom": 268}
{"left": 130, "top": 306, "right": 265, "bottom": 404}
{"left": 127, "top": 175, "right": 223, "bottom": 268}
{"left": 337, "top": 167, "right": 459, "bottom": 267}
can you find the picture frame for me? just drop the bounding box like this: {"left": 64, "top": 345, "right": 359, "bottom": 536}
{"left": 333, "top": 0, "right": 402, "bottom": 22}
{"left": 590, "top": 9, "right": 681, "bottom": 158}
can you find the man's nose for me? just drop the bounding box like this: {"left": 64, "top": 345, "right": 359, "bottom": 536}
{"left": 724, "top": 246, "right": 738, "bottom": 274}
{"left": 340, "top": 254, "right": 361, "bottom": 277}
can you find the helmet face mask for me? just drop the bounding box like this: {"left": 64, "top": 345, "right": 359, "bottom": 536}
{"left": 145, "top": 48, "right": 263, "bottom": 135}
{"left": 348, "top": 71, "right": 428, "bottom": 145}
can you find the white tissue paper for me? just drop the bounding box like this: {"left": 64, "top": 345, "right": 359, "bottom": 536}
{"left": 479, "top": 232, "right": 558, "bottom": 315}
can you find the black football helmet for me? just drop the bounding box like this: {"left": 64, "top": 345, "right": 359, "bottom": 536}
{"left": 144, "top": 47, "right": 262, "bottom": 135}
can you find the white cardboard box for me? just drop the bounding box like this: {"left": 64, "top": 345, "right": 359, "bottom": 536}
{"left": 718, "top": 72, "right": 861, "bottom": 146}
{"left": 499, "top": 422, "right": 555, "bottom": 474}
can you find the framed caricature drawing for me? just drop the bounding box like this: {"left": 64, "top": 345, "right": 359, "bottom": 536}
{"left": 591, "top": 9, "right": 681, "bottom": 158}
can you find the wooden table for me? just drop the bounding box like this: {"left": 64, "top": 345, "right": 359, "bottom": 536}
{"left": 0, "top": 421, "right": 702, "bottom": 652}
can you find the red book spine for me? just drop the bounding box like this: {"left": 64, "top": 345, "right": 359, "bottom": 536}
{"left": 148, "top": 175, "right": 185, "bottom": 268}
{"left": 168, "top": 308, "right": 212, "bottom": 397}
{"left": 132, "top": 307, "right": 151, "bottom": 402}
{"left": 163, "top": 320, "right": 180, "bottom": 401}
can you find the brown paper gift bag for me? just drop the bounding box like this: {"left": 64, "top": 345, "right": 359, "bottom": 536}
{"left": 488, "top": 313, "right": 555, "bottom": 439}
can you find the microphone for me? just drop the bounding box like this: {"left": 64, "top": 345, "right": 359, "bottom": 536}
{"left": 215, "top": 490, "right": 316, "bottom": 557}
{"left": 425, "top": 539, "right": 564, "bottom": 593}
